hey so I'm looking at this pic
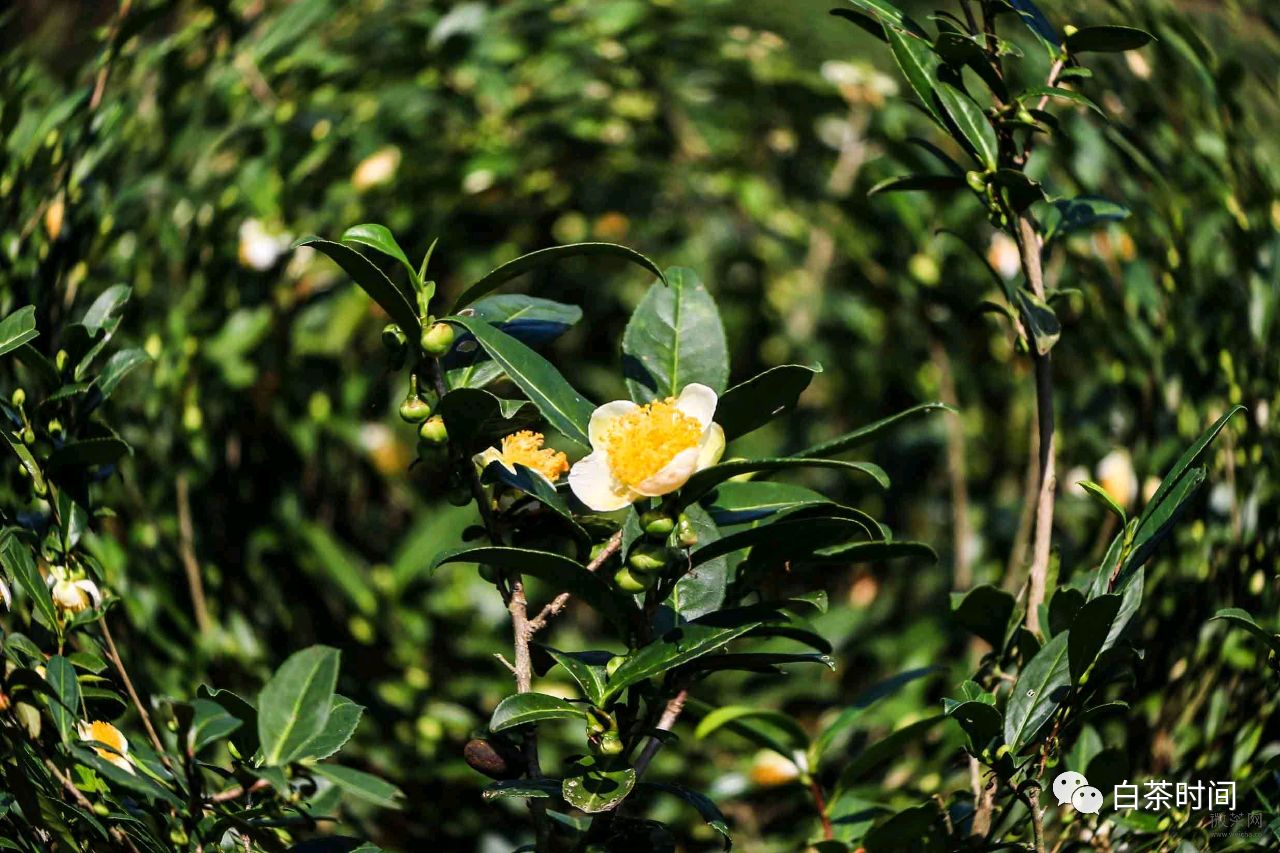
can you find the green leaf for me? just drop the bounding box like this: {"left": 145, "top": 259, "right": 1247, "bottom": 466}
{"left": 950, "top": 585, "right": 1016, "bottom": 648}
{"left": 81, "top": 285, "right": 132, "bottom": 337}
{"left": 1, "top": 430, "right": 47, "bottom": 495}
{"left": 1078, "top": 480, "right": 1127, "bottom": 522}
{"left": 716, "top": 364, "right": 820, "bottom": 441}
{"left": 298, "top": 695, "right": 363, "bottom": 761}
{"left": 189, "top": 698, "right": 244, "bottom": 755}
{"left": 837, "top": 716, "right": 944, "bottom": 789}
{"left": 1006, "top": 0, "right": 1059, "bottom": 51}
{"left": 862, "top": 800, "right": 947, "bottom": 852}
{"left": 1210, "top": 609, "right": 1280, "bottom": 657}
{"left": 490, "top": 693, "right": 589, "bottom": 731}
{"left": 695, "top": 706, "right": 810, "bottom": 754}
{"left": 603, "top": 617, "right": 766, "bottom": 703}
{"left": 841, "top": 0, "right": 905, "bottom": 28}
{"left": 71, "top": 747, "right": 183, "bottom": 808}
{"left": 1043, "top": 197, "right": 1130, "bottom": 242}
{"left": 481, "top": 463, "right": 589, "bottom": 552}
{"left": 795, "top": 402, "right": 952, "bottom": 459}
{"left": 0, "top": 306, "right": 38, "bottom": 358}
{"left": 1068, "top": 594, "right": 1122, "bottom": 681}
{"left": 311, "top": 764, "right": 403, "bottom": 809}
{"left": 1122, "top": 466, "right": 1206, "bottom": 581}
{"left": 436, "top": 389, "right": 538, "bottom": 455}
{"left": 1140, "top": 406, "right": 1243, "bottom": 525}
{"left": 813, "top": 666, "right": 941, "bottom": 760}
{"left": 1065, "top": 25, "right": 1155, "bottom": 53}
{"left": 680, "top": 458, "right": 888, "bottom": 507}
{"left": 886, "top": 26, "right": 942, "bottom": 126}
{"left": 443, "top": 315, "right": 594, "bottom": 449}
{"left": 445, "top": 295, "right": 583, "bottom": 390}
{"left": 704, "top": 481, "right": 831, "bottom": 525}
{"left": 1, "top": 532, "right": 56, "bottom": 628}
{"left": 990, "top": 169, "right": 1046, "bottom": 212}
{"left": 829, "top": 8, "right": 886, "bottom": 42}
{"left": 341, "top": 223, "right": 418, "bottom": 289}
{"left": 687, "top": 516, "right": 871, "bottom": 569}
{"left": 257, "top": 645, "right": 341, "bottom": 767}
{"left": 671, "top": 503, "right": 730, "bottom": 620}
{"left": 197, "top": 685, "right": 259, "bottom": 757}
{"left": 44, "top": 656, "right": 79, "bottom": 743}
{"left": 808, "top": 539, "right": 935, "bottom": 564}
{"left": 48, "top": 437, "right": 131, "bottom": 471}
{"left": 1003, "top": 631, "right": 1070, "bottom": 752}
{"left": 431, "top": 546, "right": 631, "bottom": 629}
{"left": 1015, "top": 290, "right": 1061, "bottom": 355}
{"left": 538, "top": 647, "right": 609, "bottom": 707}
{"left": 562, "top": 756, "right": 636, "bottom": 814}
{"left": 94, "top": 349, "right": 149, "bottom": 401}
{"left": 451, "top": 242, "right": 665, "bottom": 313}
{"left": 622, "top": 268, "right": 728, "bottom": 403}
{"left": 867, "top": 174, "right": 968, "bottom": 196}
{"left": 481, "top": 779, "right": 560, "bottom": 801}
{"left": 1020, "top": 86, "right": 1105, "bottom": 117}
{"left": 293, "top": 237, "right": 420, "bottom": 335}
{"left": 639, "top": 783, "right": 732, "bottom": 849}
{"left": 935, "top": 81, "right": 998, "bottom": 170}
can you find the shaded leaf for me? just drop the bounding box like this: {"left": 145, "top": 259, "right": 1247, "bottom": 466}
{"left": 293, "top": 237, "right": 420, "bottom": 334}
{"left": 490, "top": 693, "right": 589, "bottom": 731}
{"left": 451, "top": 243, "right": 664, "bottom": 313}
{"left": 716, "top": 364, "right": 820, "bottom": 441}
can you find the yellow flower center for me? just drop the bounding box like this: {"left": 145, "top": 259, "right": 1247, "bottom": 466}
{"left": 600, "top": 399, "right": 702, "bottom": 488}
{"left": 501, "top": 431, "right": 569, "bottom": 482}
{"left": 83, "top": 721, "right": 127, "bottom": 760}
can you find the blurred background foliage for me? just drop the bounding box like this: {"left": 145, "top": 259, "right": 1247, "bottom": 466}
{"left": 2, "top": 0, "right": 1277, "bottom": 848}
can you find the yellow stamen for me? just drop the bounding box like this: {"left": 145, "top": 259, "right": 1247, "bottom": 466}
{"left": 82, "top": 720, "right": 127, "bottom": 761}
{"left": 600, "top": 398, "right": 701, "bottom": 488}
{"left": 501, "top": 431, "right": 569, "bottom": 482}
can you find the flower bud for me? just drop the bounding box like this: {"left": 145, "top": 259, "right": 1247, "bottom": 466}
{"left": 418, "top": 415, "right": 448, "bottom": 445}
{"left": 10, "top": 388, "right": 25, "bottom": 407}
{"left": 591, "top": 731, "right": 624, "bottom": 756}
{"left": 399, "top": 393, "right": 433, "bottom": 424}
{"left": 627, "top": 543, "right": 667, "bottom": 574}
{"left": 21, "top": 427, "right": 34, "bottom": 445}
{"left": 640, "top": 509, "right": 675, "bottom": 538}
{"left": 612, "top": 566, "right": 655, "bottom": 594}
{"left": 966, "top": 170, "right": 988, "bottom": 193}
{"left": 420, "top": 322, "right": 456, "bottom": 357}
{"left": 675, "top": 515, "right": 698, "bottom": 548}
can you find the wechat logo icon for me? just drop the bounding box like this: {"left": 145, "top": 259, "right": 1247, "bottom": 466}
{"left": 1053, "top": 770, "right": 1104, "bottom": 815}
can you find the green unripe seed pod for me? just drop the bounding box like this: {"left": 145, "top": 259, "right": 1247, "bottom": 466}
{"left": 676, "top": 515, "right": 698, "bottom": 548}
{"left": 169, "top": 828, "right": 189, "bottom": 845}
{"left": 613, "top": 566, "right": 655, "bottom": 594}
{"left": 418, "top": 415, "right": 448, "bottom": 445}
{"left": 93, "top": 801, "right": 110, "bottom": 816}
{"left": 10, "top": 388, "right": 25, "bottom": 407}
{"left": 399, "top": 394, "right": 433, "bottom": 423}
{"left": 593, "top": 732, "right": 624, "bottom": 756}
{"left": 628, "top": 543, "right": 667, "bottom": 574}
{"left": 965, "top": 170, "right": 987, "bottom": 193}
{"left": 420, "top": 322, "right": 456, "bottom": 357}
{"left": 606, "top": 655, "right": 626, "bottom": 678}
{"left": 21, "top": 427, "right": 34, "bottom": 445}
{"left": 640, "top": 508, "right": 675, "bottom": 538}
{"left": 55, "top": 350, "right": 68, "bottom": 373}
{"left": 1016, "top": 105, "right": 1036, "bottom": 125}
{"left": 382, "top": 323, "right": 408, "bottom": 353}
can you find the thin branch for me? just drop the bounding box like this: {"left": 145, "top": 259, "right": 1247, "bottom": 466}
{"left": 633, "top": 688, "right": 689, "bottom": 779}
{"left": 528, "top": 530, "right": 623, "bottom": 631}
{"left": 209, "top": 778, "right": 269, "bottom": 803}
{"left": 89, "top": 0, "right": 133, "bottom": 111}
{"left": 100, "top": 617, "right": 171, "bottom": 770}
{"left": 1019, "top": 782, "right": 1048, "bottom": 853}
{"left": 808, "top": 776, "right": 834, "bottom": 841}
{"left": 176, "top": 474, "right": 211, "bottom": 635}
{"left": 46, "top": 758, "right": 141, "bottom": 853}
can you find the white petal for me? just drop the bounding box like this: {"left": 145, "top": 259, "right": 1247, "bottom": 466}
{"left": 568, "top": 451, "right": 638, "bottom": 511}
{"left": 633, "top": 446, "right": 700, "bottom": 497}
{"left": 0, "top": 579, "right": 11, "bottom": 610}
{"left": 674, "top": 383, "right": 718, "bottom": 428}
{"left": 588, "top": 400, "right": 640, "bottom": 447}
{"left": 75, "top": 580, "right": 103, "bottom": 608}
{"left": 696, "top": 423, "right": 726, "bottom": 472}
{"left": 473, "top": 447, "right": 512, "bottom": 474}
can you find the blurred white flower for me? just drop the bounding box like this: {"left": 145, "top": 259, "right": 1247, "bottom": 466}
{"left": 1064, "top": 466, "right": 1090, "bottom": 498}
{"left": 237, "top": 219, "right": 291, "bottom": 271}
{"left": 988, "top": 232, "right": 1021, "bottom": 280}
{"left": 352, "top": 146, "right": 401, "bottom": 191}
{"left": 1097, "top": 449, "right": 1138, "bottom": 509}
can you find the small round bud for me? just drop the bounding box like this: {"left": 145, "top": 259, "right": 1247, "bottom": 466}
{"left": 47, "top": 419, "right": 63, "bottom": 436}
{"left": 675, "top": 515, "right": 698, "bottom": 548}
{"left": 966, "top": 170, "right": 988, "bottom": 193}
{"left": 418, "top": 415, "right": 448, "bottom": 445}
{"left": 399, "top": 394, "right": 433, "bottom": 424}
{"left": 628, "top": 543, "right": 667, "bottom": 574}
{"left": 21, "top": 427, "right": 34, "bottom": 445}
{"left": 1016, "top": 105, "right": 1037, "bottom": 125}
{"left": 640, "top": 509, "right": 675, "bottom": 538}
{"left": 1063, "top": 24, "right": 1078, "bottom": 37}
{"left": 10, "top": 388, "right": 25, "bottom": 407}
{"left": 55, "top": 350, "right": 68, "bottom": 373}
{"left": 592, "top": 731, "right": 624, "bottom": 756}
{"left": 420, "top": 322, "right": 456, "bottom": 357}
{"left": 93, "top": 802, "right": 110, "bottom": 816}
{"left": 612, "top": 566, "right": 655, "bottom": 594}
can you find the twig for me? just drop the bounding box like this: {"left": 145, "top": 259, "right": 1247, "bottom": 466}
{"left": 46, "top": 759, "right": 141, "bottom": 853}
{"left": 528, "top": 530, "right": 623, "bottom": 631}
{"left": 1004, "top": 408, "right": 1040, "bottom": 590}
{"left": 100, "top": 617, "right": 171, "bottom": 770}
{"left": 89, "top": 0, "right": 133, "bottom": 111}
{"left": 176, "top": 474, "right": 211, "bottom": 635}
{"left": 493, "top": 653, "right": 517, "bottom": 674}
{"left": 1019, "top": 782, "right": 1048, "bottom": 853}
{"left": 209, "top": 778, "right": 269, "bottom": 803}
{"left": 1017, "top": 214, "right": 1057, "bottom": 636}
{"left": 633, "top": 688, "right": 689, "bottom": 779}
{"left": 809, "top": 776, "right": 835, "bottom": 841}
{"left": 970, "top": 758, "right": 996, "bottom": 836}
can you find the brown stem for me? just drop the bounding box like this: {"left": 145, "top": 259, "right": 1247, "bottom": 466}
{"left": 970, "top": 759, "right": 996, "bottom": 836}
{"left": 808, "top": 776, "right": 835, "bottom": 841}
{"left": 633, "top": 688, "right": 689, "bottom": 779}
{"left": 1017, "top": 215, "right": 1056, "bottom": 636}
{"left": 176, "top": 474, "right": 211, "bottom": 635}
{"left": 100, "top": 617, "right": 171, "bottom": 770}
{"left": 89, "top": 0, "right": 133, "bottom": 111}
{"left": 1020, "top": 783, "right": 1048, "bottom": 853}
{"left": 209, "top": 778, "right": 269, "bottom": 803}
{"left": 46, "top": 758, "right": 141, "bottom": 853}
{"left": 1004, "top": 406, "right": 1039, "bottom": 590}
